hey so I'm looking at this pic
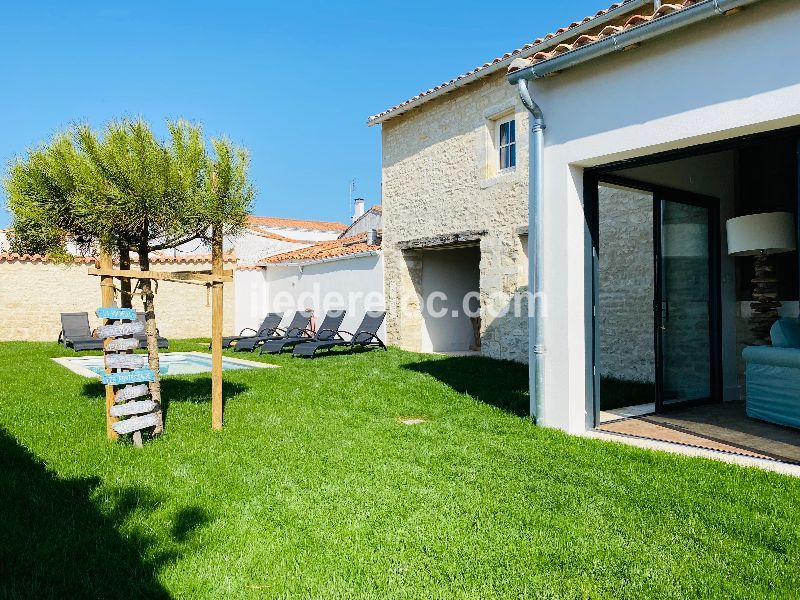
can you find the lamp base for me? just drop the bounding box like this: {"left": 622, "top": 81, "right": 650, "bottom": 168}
{"left": 749, "top": 253, "right": 781, "bottom": 345}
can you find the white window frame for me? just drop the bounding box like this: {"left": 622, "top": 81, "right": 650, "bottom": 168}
{"left": 496, "top": 117, "right": 517, "bottom": 173}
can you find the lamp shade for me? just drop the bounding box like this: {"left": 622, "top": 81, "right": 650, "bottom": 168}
{"left": 726, "top": 212, "right": 796, "bottom": 256}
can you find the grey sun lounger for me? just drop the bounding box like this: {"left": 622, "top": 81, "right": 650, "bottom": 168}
{"left": 260, "top": 310, "right": 346, "bottom": 355}
{"left": 219, "top": 312, "right": 283, "bottom": 349}
{"left": 134, "top": 312, "right": 169, "bottom": 349}
{"left": 233, "top": 310, "right": 313, "bottom": 352}
{"left": 58, "top": 312, "right": 105, "bottom": 351}
{"left": 292, "top": 311, "right": 386, "bottom": 358}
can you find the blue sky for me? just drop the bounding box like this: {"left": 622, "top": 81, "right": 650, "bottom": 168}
{"left": 0, "top": 1, "right": 606, "bottom": 227}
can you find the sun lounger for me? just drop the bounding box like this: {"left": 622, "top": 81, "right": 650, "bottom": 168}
{"left": 134, "top": 312, "right": 169, "bottom": 349}
{"left": 260, "top": 310, "right": 346, "bottom": 355}
{"left": 220, "top": 312, "right": 283, "bottom": 349}
{"left": 292, "top": 311, "right": 386, "bottom": 358}
{"left": 233, "top": 310, "right": 313, "bottom": 352}
{"left": 58, "top": 312, "right": 104, "bottom": 351}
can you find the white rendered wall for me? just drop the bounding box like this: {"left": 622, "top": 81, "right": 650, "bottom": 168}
{"left": 523, "top": 0, "right": 800, "bottom": 432}
{"left": 234, "top": 268, "right": 269, "bottom": 334}
{"left": 261, "top": 254, "right": 386, "bottom": 341}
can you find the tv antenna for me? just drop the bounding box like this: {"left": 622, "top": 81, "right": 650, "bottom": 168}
{"left": 348, "top": 179, "right": 356, "bottom": 218}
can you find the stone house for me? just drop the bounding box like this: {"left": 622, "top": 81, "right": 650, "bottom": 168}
{"left": 372, "top": 64, "right": 530, "bottom": 361}
{"left": 369, "top": 0, "right": 800, "bottom": 451}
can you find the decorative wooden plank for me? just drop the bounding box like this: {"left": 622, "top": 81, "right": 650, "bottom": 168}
{"left": 101, "top": 368, "right": 155, "bottom": 386}
{"left": 115, "top": 384, "right": 150, "bottom": 403}
{"left": 105, "top": 354, "right": 147, "bottom": 370}
{"left": 111, "top": 412, "right": 160, "bottom": 435}
{"left": 97, "top": 321, "right": 144, "bottom": 339}
{"left": 109, "top": 400, "right": 157, "bottom": 417}
{"left": 96, "top": 307, "right": 137, "bottom": 321}
{"left": 105, "top": 338, "right": 140, "bottom": 352}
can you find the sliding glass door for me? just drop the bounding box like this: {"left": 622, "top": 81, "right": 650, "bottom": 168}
{"left": 655, "top": 195, "right": 720, "bottom": 411}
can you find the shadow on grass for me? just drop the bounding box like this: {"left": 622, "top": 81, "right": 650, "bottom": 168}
{"left": 81, "top": 377, "right": 248, "bottom": 425}
{"left": 0, "top": 427, "right": 211, "bottom": 597}
{"left": 600, "top": 377, "right": 655, "bottom": 411}
{"left": 403, "top": 356, "right": 529, "bottom": 417}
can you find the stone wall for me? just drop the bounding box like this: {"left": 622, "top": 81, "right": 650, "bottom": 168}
{"left": 598, "top": 186, "right": 655, "bottom": 383}
{"left": 381, "top": 71, "right": 530, "bottom": 361}
{"left": 0, "top": 257, "right": 236, "bottom": 341}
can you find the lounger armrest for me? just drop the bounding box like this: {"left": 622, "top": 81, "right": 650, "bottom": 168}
{"left": 316, "top": 328, "right": 344, "bottom": 341}
{"left": 58, "top": 330, "right": 64, "bottom": 344}
{"left": 285, "top": 327, "right": 312, "bottom": 338}
{"left": 351, "top": 330, "right": 377, "bottom": 344}
{"left": 239, "top": 327, "right": 258, "bottom": 336}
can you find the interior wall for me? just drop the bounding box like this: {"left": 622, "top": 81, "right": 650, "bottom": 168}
{"left": 615, "top": 150, "right": 738, "bottom": 401}
{"left": 420, "top": 246, "right": 480, "bottom": 352}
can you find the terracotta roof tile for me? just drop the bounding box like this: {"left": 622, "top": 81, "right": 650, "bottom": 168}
{"left": 0, "top": 252, "right": 237, "bottom": 265}
{"left": 506, "top": 0, "right": 704, "bottom": 73}
{"left": 248, "top": 215, "right": 347, "bottom": 232}
{"left": 368, "top": 0, "right": 713, "bottom": 124}
{"left": 260, "top": 232, "right": 381, "bottom": 265}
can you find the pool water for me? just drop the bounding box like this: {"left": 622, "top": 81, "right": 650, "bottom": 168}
{"left": 54, "top": 352, "right": 273, "bottom": 378}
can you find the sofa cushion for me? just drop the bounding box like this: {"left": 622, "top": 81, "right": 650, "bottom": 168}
{"left": 770, "top": 317, "right": 800, "bottom": 348}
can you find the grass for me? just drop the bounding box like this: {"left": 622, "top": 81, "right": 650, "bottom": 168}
{"left": 0, "top": 340, "right": 798, "bottom": 598}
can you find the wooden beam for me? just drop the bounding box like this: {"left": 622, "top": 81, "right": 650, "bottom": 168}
{"left": 87, "top": 268, "right": 233, "bottom": 283}
{"left": 211, "top": 224, "right": 224, "bottom": 431}
{"left": 98, "top": 248, "right": 119, "bottom": 440}
{"left": 395, "top": 230, "right": 486, "bottom": 251}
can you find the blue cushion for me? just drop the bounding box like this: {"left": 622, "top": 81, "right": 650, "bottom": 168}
{"left": 770, "top": 317, "right": 800, "bottom": 348}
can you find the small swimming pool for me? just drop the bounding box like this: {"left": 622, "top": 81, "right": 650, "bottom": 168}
{"left": 53, "top": 351, "right": 276, "bottom": 378}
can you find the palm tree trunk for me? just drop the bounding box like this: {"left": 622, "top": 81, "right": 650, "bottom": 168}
{"left": 119, "top": 245, "right": 132, "bottom": 309}
{"left": 138, "top": 237, "right": 163, "bottom": 434}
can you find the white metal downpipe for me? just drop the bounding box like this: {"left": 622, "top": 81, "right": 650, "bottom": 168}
{"left": 517, "top": 79, "right": 546, "bottom": 422}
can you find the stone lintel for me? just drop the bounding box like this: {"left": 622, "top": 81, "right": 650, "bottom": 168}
{"left": 396, "top": 230, "right": 487, "bottom": 251}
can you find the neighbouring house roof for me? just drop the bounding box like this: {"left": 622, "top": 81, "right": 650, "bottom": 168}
{"left": 244, "top": 226, "right": 309, "bottom": 244}
{"left": 260, "top": 232, "right": 381, "bottom": 265}
{"left": 341, "top": 204, "right": 383, "bottom": 238}
{"left": 0, "top": 252, "right": 238, "bottom": 265}
{"left": 367, "top": 0, "right": 685, "bottom": 125}
{"left": 247, "top": 215, "right": 347, "bottom": 232}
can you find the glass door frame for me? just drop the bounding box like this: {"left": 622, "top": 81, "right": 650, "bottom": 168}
{"left": 584, "top": 125, "right": 800, "bottom": 429}
{"left": 587, "top": 173, "right": 723, "bottom": 419}
{"left": 652, "top": 186, "right": 722, "bottom": 412}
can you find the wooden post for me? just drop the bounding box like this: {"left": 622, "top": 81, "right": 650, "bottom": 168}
{"left": 211, "top": 224, "right": 224, "bottom": 430}
{"left": 98, "top": 245, "right": 119, "bottom": 440}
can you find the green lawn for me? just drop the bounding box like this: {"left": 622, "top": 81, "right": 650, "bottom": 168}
{"left": 1, "top": 340, "right": 798, "bottom": 599}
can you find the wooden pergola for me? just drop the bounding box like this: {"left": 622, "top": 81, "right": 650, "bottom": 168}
{"left": 89, "top": 229, "right": 232, "bottom": 441}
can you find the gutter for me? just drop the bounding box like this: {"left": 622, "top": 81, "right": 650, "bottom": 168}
{"left": 508, "top": 0, "right": 762, "bottom": 83}
{"left": 509, "top": 0, "right": 761, "bottom": 425}
{"left": 367, "top": 0, "right": 651, "bottom": 126}
{"left": 257, "top": 250, "right": 380, "bottom": 269}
